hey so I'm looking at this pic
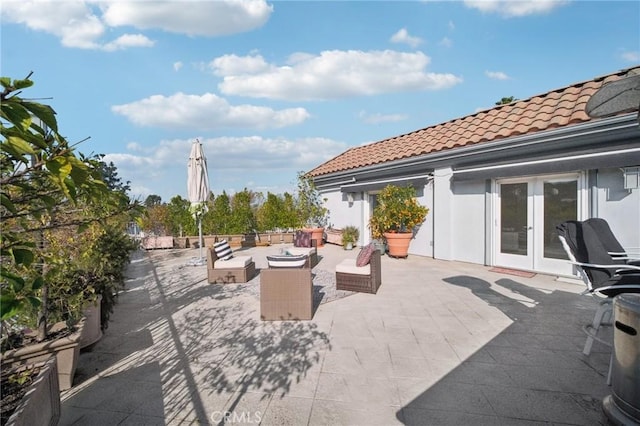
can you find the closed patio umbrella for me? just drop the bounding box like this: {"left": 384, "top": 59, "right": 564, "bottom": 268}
{"left": 187, "top": 139, "right": 210, "bottom": 265}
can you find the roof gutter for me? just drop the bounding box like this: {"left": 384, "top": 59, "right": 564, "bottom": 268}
{"left": 312, "top": 113, "right": 639, "bottom": 185}
{"left": 453, "top": 146, "right": 640, "bottom": 179}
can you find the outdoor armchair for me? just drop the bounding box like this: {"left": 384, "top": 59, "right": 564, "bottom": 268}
{"left": 335, "top": 248, "right": 382, "bottom": 294}
{"left": 206, "top": 245, "right": 256, "bottom": 284}
{"left": 556, "top": 220, "right": 640, "bottom": 359}
{"left": 584, "top": 217, "right": 640, "bottom": 265}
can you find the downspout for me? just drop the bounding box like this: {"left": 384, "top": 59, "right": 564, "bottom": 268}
{"left": 431, "top": 176, "right": 436, "bottom": 258}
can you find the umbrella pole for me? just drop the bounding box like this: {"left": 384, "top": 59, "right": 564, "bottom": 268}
{"left": 198, "top": 217, "right": 203, "bottom": 261}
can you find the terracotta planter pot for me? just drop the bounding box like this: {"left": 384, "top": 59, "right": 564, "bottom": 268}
{"left": 1, "top": 321, "right": 83, "bottom": 391}
{"left": 384, "top": 232, "right": 413, "bottom": 258}
{"left": 303, "top": 227, "right": 324, "bottom": 247}
{"left": 3, "top": 356, "right": 61, "bottom": 426}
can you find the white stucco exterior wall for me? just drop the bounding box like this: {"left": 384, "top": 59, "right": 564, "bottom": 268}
{"left": 407, "top": 181, "right": 433, "bottom": 257}
{"left": 593, "top": 167, "right": 640, "bottom": 249}
{"left": 319, "top": 189, "right": 366, "bottom": 246}
{"left": 451, "top": 179, "right": 487, "bottom": 264}
{"left": 433, "top": 167, "right": 454, "bottom": 260}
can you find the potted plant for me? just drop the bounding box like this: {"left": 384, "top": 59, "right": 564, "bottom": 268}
{"left": 341, "top": 226, "right": 360, "bottom": 250}
{"left": 0, "top": 75, "right": 141, "bottom": 394}
{"left": 296, "top": 172, "right": 329, "bottom": 247}
{"left": 1, "top": 356, "right": 60, "bottom": 426}
{"left": 368, "top": 184, "right": 429, "bottom": 258}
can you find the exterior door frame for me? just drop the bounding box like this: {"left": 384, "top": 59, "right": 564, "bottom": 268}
{"left": 492, "top": 172, "right": 587, "bottom": 275}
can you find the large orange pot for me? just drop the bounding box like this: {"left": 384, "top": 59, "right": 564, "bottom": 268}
{"left": 384, "top": 232, "right": 412, "bottom": 258}
{"left": 303, "top": 227, "right": 325, "bottom": 247}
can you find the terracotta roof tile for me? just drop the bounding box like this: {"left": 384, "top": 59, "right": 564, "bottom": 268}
{"left": 309, "top": 66, "right": 640, "bottom": 177}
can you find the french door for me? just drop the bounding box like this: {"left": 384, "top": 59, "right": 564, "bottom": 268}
{"left": 494, "top": 174, "right": 583, "bottom": 275}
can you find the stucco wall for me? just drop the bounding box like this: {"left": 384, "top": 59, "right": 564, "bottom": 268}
{"left": 320, "top": 189, "right": 365, "bottom": 245}
{"left": 406, "top": 182, "right": 433, "bottom": 257}
{"left": 594, "top": 167, "right": 640, "bottom": 249}
{"left": 450, "top": 180, "right": 487, "bottom": 264}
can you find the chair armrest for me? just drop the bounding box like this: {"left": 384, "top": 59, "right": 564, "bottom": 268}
{"left": 206, "top": 247, "right": 219, "bottom": 266}
{"left": 570, "top": 260, "right": 640, "bottom": 273}
{"left": 370, "top": 249, "right": 382, "bottom": 279}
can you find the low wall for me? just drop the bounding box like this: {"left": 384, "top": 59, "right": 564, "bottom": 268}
{"left": 141, "top": 236, "right": 174, "bottom": 250}
{"left": 325, "top": 228, "right": 343, "bottom": 246}
{"left": 175, "top": 233, "right": 296, "bottom": 249}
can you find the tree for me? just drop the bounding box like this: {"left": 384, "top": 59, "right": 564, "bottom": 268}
{"left": 144, "top": 194, "right": 162, "bottom": 207}
{"left": 495, "top": 96, "right": 518, "bottom": 105}
{"left": 95, "top": 156, "right": 131, "bottom": 194}
{"left": 230, "top": 189, "right": 256, "bottom": 234}
{"left": 257, "top": 192, "right": 284, "bottom": 231}
{"left": 1, "top": 73, "right": 141, "bottom": 341}
{"left": 209, "top": 191, "right": 232, "bottom": 234}
{"left": 140, "top": 204, "right": 170, "bottom": 236}
{"left": 281, "top": 192, "right": 298, "bottom": 230}
{"left": 295, "top": 172, "right": 329, "bottom": 228}
{"left": 166, "top": 195, "right": 195, "bottom": 236}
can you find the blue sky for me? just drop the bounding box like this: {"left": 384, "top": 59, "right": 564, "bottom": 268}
{"left": 2, "top": 1, "right": 639, "bottom": 203}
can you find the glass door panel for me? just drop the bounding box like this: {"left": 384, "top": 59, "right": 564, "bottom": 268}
{"left": 496, "top": 181, "right": 533, "bottom": 270}
{"left": 500, "top": 182, "right": 528, "bottom": 255}
{"left": 543, "top": 180, "right": 577, "bottom": 260}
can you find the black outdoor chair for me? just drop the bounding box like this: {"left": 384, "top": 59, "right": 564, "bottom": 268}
{"left": 584, "top": 217, "right": 640, "bottom": 266}
{"left": 556, "top": 220, "right": 640, "bottom": 356}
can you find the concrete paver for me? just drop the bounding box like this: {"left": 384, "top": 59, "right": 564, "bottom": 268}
{"left": 60, "top": 243, "right": 612, "bottom": 425}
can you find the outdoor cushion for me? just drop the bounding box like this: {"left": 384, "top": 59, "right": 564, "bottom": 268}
{"left": 215, "top": 255, "right": 252, "bottom": 269}
{"left": 287, "top": 246, "right": 317, "bottom": 257}
{"left": 294, "top": 230, "right": 312, "bottom": 248}
{"left": 336, "top": 258, "right": 371, "bottom": 275}
{"left": 356, "top": 242, "right": 376, "bottom": 267}
{"left": 213, "top": 240, "right": 233, "bottom": 260}
{"left": 267, "top": 254, "right": 308, "bottom": 268}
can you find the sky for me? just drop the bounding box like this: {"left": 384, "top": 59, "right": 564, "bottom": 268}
{"left": 2, "top": 1, "right": 639, "bottom": 203}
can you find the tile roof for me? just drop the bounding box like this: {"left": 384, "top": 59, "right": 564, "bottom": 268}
{"left": 308, "top": 66, "right": 640, "bottom": 177}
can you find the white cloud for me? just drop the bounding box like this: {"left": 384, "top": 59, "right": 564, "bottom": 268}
{"left": 214, "top": 50, "right": 463, "bottom": 101}
{"left": 464, "top": 0, "right": 568, "bottom": 17}
{"left": 621, "top": 50, "right": 640, "bottom": 62}
{"left": 358, "top": 111, "right": 408, "bottom": 124}
{"left": 390, "top": 28, "right": 423, "bottom": 48}
{"left": 111, "top": 92, "right": 310, "bottom": 130}
{"left": 485, "top": 70, "right": 510, "bottom": 80}
{"left": 173, "top": 61, "right": 184, "bottom": 72}
{"left": 101, "top": 0, "right": 272, "bottom": 36}
{"left": 105, "top": 135, "right": 347, "bottom": 200}
{"left": 2, "top": 1, "right": 105, "bottom": 49}
{"left": 209, "top": 54, "right": 272, "bottom": 76}
{"left": 2, "top": 0, "right": 272, "bottom": 50}
{"left": 103, "top": 33, "right": 155, "bottom": 51}
{"left": 439, "top": 37, "right": 453, "bottom": 48}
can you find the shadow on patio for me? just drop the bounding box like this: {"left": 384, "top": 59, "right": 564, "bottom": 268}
{"left": 61, "top": 249, "right": 330, "bottom": 425}
{"left": 395, "top": 275, "right": 611, "bottom": 425}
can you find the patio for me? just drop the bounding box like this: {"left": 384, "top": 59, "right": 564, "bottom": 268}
{"left": 59, "top": 243, "right": 612, "bottom": 425}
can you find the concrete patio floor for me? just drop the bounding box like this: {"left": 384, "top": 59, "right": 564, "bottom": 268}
{"left": 60, "top": 243, "right": 613, "bottom": 425}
